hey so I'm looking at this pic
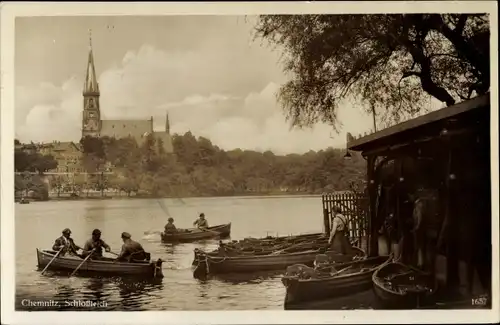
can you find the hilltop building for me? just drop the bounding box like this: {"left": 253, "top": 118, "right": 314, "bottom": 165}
{"left": 81, "top": 31, "right": 173, "bottom": 153}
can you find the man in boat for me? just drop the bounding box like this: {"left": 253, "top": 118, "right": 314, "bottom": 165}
{"left": 193, "top": 213, "right": 209, "bottom": 229}
{"left": 327, "top": 206, "right": 352, "bottom": 254}
{"left": 82, "top": 229, "right": 111, "bottom": 260}
{"left": 115, "top": 232, "right": 147, "bottom": 263}
{"left": 52, "top": 228, "right": 82, "bottom": 257}
{"left": 164, "top": 217, "right": 177, "bottom": 234}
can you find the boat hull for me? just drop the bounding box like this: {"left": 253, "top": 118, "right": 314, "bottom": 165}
{"left": 193, "top": 246, "right": 366, "bottom": 276}
{"left": 36, "top": 249, "right": 163, "bottom": 278}
{"left": 372, "top": 261, "right": 437, "bottom": 309}
{"left": 161, "top": 223, "right": 231, "bottom": 243}
{"left": 282, "top": 255, "right": 390, "bottom": 308}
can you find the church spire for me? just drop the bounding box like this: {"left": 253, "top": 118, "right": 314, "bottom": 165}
{"left": 84, "top": 29, "right": 99, "bottom": 94}
{"left": 165, "top": 112, "right": 170, "bottom": 134}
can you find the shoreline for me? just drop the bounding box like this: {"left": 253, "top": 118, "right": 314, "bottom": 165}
{"left": 18, "top": 191, "right": 331, "bottom": 203}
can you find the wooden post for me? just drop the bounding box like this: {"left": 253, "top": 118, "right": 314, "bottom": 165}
{"left": 323, "top": 208, "right": 330, "bottom": 235}
{"left": 367, "top": 155, "right": 378, "bottom": 256}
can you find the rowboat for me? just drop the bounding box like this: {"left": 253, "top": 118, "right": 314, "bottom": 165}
{"left": 282, "top": 255, "right": 391, "bottom": 307}
{"left": 240, "top": 232, "right": 323, "bottom": 244}
{"left": 193, "top": 246, "right": 366, "bottom": 277}
{"left": 191, "top": 234, "right": 327, "bottom": 266}
{"left": 36, "top": 249, "right": 163, "bottom": 278}
{"left": 161, "top": 223, "right": 231, "bottom": 243}
{"left": 372, "top": 260, "right": 438, "bottom": 309}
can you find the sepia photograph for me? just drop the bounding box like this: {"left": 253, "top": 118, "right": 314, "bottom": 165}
{"left": 1, "top": 1, "right": 498, "bottom": 324}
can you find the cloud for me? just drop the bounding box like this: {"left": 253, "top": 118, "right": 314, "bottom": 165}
{"left": 15, "top": 43, "right": 373, "bottom": 153}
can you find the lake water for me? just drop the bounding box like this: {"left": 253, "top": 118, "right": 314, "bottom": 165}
{"left": 15, "top": 196, "right": 376, "bottom": 311}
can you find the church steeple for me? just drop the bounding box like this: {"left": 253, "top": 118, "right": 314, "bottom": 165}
{"left": 165, "top": 112, "right": 170, "bottom": 134}
{"left": 84, "top": 29, "right": 99, "bottom": 94}
{"left": 82, "top": 29, "right": 101, "bottom": 139}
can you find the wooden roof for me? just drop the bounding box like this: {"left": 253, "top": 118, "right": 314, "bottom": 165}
{"left": 347, "top": 95, "right": 490, "bottom": 152}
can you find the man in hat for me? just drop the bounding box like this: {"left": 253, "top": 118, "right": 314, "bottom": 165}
{"left": 164, "top": 217, "right": 177, "bottom": 234}
{"left": 115, "top": 232, "right": 147, "bottom": 262}
{"left": 328, "top": 206, "right": 352, "bottom": 255}
{"left": 52, "top": 228, "right": 82, "bottom": 257}
{"left": 193, "top": 213, "right": 209, "bottom": 229}
{"left": 82, "top": 229, "right": 111, "bottom": 260}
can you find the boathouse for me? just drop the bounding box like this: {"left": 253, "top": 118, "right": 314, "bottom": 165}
{"left": 347, "top": 94, "right": 492, "bottom": 296}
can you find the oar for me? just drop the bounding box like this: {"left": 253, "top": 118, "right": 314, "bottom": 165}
{"left": 198, "top": 227, "right": 223, "bottom": 236}
{"left": 270, "top": 241, "right": 319, "bottom": 255}
{"left": 157, "top": 200, "right": 170, "bottom": 216}
{"left": 107, "top": 251, "right": 119, "bottom": 256}
{"left": 330, "top": 265, "right": 354, "bottom": 276}
{"left": 69, "top": 249, "right": 95, "bottom": 277}
{"left": 40, "top": 248, "right": 63, "bottom": 275}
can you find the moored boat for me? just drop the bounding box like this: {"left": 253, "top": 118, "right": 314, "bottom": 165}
{"left": 19, "top": 198, "right": 30, "bottom": 204}
{"left": 193, "top": 246, "right": 366, "bottom": 277}
{"left": 161, "top": 223, "right": 231, "bottom": 243}
{"left": 36, "top": 249, "right": 163, "bottom": 278}
{"left": 282, "top": 255, "right": 391, "bottom": 308}
{"left": 191, "top": 235, "right": 329, "bottom": 265}
{"left": 372, "top": 260, "right": 438, "bottom": 309}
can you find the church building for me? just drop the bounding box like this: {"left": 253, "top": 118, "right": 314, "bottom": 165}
{"left": 81, "top": 34, "right": 173, "bottom": 153}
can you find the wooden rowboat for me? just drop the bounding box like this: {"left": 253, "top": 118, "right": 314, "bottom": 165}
{"left": 282, "top": 255, "right": 391, "bottom": 308}
{"left": 372, "top": 260, "right": 438, "bottom": 309}
{"left": 193, "top": 246, "right": 366, "bottom": 277}
{"left": 36, "top": 249, "right": 163, "bottom": 278}
{"left": 161, "top": 223, "right": 231, "bottom": 243}
{"left": 191, "top": 234, "right": 327, "bottom": 266}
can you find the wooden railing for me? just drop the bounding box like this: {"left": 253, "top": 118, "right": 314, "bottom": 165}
{"left": 322, "top": 192, "right": 369, "bottom": 248}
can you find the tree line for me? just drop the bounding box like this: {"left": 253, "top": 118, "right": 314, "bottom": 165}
{"left": 79, "top": 132, "right": 367, "bottom": 197}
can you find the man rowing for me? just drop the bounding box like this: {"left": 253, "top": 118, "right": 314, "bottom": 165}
{"left": 164, "top": 217, "right": 177, "bottom": 234}
{"left": 82, "top": 229, "right": 111, "bottom": 260}
{"left": 193, "top": 213, "right": 209, "bottom": 229}
{"left": 52, "top": 228, "right": 82, "bottom": 257}
{"left": 115, "top": 232, "right": 147, "bottom": 262}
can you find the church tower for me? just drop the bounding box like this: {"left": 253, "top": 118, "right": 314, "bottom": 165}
{"left": 82, "top": 30, "right": 101, "bottom": 138}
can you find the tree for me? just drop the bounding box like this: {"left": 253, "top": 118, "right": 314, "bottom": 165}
{"left": 254, "top": 14, "right": 490, "bottom": 128}
{"left": 31, "top": 154, "right": 58, "bottom": 175}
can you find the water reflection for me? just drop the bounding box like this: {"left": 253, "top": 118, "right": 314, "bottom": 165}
{"left": 117, "top": 277, "right": 164, "bottom": 310}
{"left": 162, "top": 243, "right": 177, "bottom": 255}
{"left": 54, "top": 284, "right": 77, "bottom": 300}
{"left": 84, "top": 277, "right": 109, "bottom": 301}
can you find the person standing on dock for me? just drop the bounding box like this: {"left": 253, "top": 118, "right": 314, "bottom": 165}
{"left": 82, "top": 229, "right": 111, "bottom": 260}
{"left": 193, "top": 213, "right": 209, "bottom": 229}
{"left": 164, "top": 217, "right": 177, "bottom": 233}
{"left": 52, "top": 228, "right": 82, "bottom": 257}
{"left": 328, "top": 206, "right": 351, "bottom": 254}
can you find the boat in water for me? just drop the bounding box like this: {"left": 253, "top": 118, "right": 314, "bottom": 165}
{"left": 193, "top": 245, "right": 366, "bottom": 277}
{"left": 18, "top": 198, "right": 30, "bottom": 204}
{"left": 36, "top": 249, "right": 163, "bottom": 278}
{"left": 160, "top": 223, "right": 231, "bottom": 243}
{"left": 282, "top": 254, "right": 391, "bottom": 308}
{"left": 372, "top": 260, "right": 438, "bottom": 309}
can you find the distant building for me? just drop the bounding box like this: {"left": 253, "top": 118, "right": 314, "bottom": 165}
{"left": 38, "top": 141, "right": 84, "bottom": 173}
{"left": 81, "top": 32, "right": 173, "bottom": 153}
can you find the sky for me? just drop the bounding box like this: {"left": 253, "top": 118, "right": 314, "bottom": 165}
{"left": 15, "top": 15, "right": 375, "bottom": 154}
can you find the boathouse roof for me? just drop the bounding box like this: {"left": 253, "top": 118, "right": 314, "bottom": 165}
{"left": 347, "top": 94, "right": 490, "bottom": 154}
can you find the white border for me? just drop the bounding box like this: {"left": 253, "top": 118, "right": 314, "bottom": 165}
{"left": 1, "top": 2, "right": 498, "bottom": 324}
